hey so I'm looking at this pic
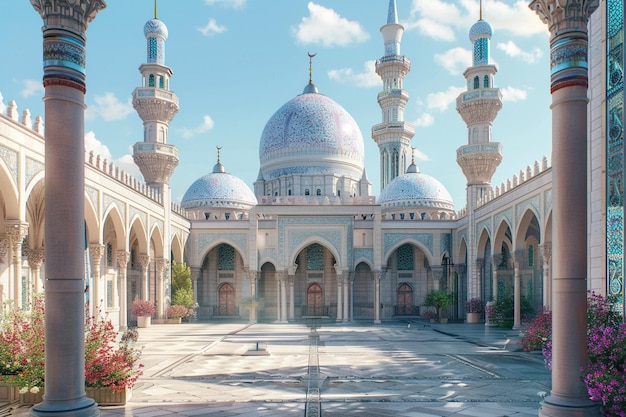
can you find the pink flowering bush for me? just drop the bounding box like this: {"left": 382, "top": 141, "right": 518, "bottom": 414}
{"left": 0, "top": 297, "right": 45, "bottom": 393}
{"left": 84, "top": 310, "right": 144, "bottom": 392}
{"left": 131, "top": 299, "right": 156, "bottom": 317}
{"left": 466, "top": 298, "right": 483, "bottom": 314}
{"left": 535, "top": 292, "right": 625, "bottom": 416}
{"left": 166, "top": 304, "right": 189, "bottom": 319}
{"left": 520, "top": 309, "right": 552, "bottom": 352}
{"left": 0, "top": 298, "right": 143, "bottom": 394}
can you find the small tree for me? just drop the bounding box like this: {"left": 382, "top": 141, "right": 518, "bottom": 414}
{"left": 424, "top": 289, "right": 453, "bottom": 322}
{"left": 171, "top": 261, "right": 194, "bottom": 308}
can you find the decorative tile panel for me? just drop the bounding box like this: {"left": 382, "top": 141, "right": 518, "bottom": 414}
{"left": 25, "top": 157, "right": 44, "bottom": 188}
{"left": 383, "top": 232, "right": 433, "bottom": 257}
{"left": 0, "top": 145, "right": 18, "bottom": 184}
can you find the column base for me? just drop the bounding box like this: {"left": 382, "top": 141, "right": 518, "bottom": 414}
{"left": 30, "top": 397, "right": 99, "bottom": 417}
{"left": 539, "top": 394, "right": 603, "bottom": 417}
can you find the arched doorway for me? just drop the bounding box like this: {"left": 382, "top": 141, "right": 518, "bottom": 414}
{"left": 218, "top": 283, "right": 236, "bottom": 316}
{"left": 396, "top": 283, "right": 414, "bottom": 316}
{"left": 305, "top": 283, "right": 325, "bottom": 316}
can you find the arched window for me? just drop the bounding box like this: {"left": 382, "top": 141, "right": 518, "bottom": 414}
{"left": 288, "top": 190, "right": 292, "bottom": 195}
{"left": 483, "top": 75, "right": 490, "bottom": 88}
{"left": 106, "top": 242, "right": 113, "bottom": 267}
{"left": 148, "top": 74, "right": 155, "bottom": 87}
{"left": 316, "top": 189, "right": 321, "bottom": 196}
{"left": 305, "top": 189, "right": 310, "bottom": 196}
{"left": 159, "top": 76, "right": 164, "bottom": 88}
{"left": 528, "top": 245, "right": 534, "bottom": 267}
{"left": 397, "top": 244, "right": 414, "bottom": 270}
{"left": 473, "top": 76, "right": 479, "bottom": 89}
{"left": 307, "top": 244, "right": 324, "bottom": 270}
{"left": 218, "top": 244, "right": 235, "bottom": 270}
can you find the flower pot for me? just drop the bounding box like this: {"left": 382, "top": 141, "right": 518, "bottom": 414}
{"left": 166, "top": 317, "right": 182, "bottom": 324}
{"left": 0, "top": 382, "right": 19, "bottom": 402}
{"left": 86, "top": 386, "right": 131, "bottom": 406}
{"left": 498, "top": 319, "right": 514, "bottom": 329}
{"left": 137, "top": 316, "right": 151, "bottom": 328}
{"left": 20, "top": 388, "right": 44, "bottom": 405}
{"left": 466, "top": 312, "right": 481, "bottom": 324}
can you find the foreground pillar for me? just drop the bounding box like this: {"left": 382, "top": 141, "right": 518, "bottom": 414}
{"left": 529, "top": 1, "right": 602, "bottom": 415}
{"left": 30, "top": 1, "right": 106, "bottom": 416}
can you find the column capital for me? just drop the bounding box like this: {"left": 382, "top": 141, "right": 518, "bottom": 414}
{"left": 4, "top": 221, "right": 29, "bottom": 245}
{"left": 0, "top": 234, "right": 9, "bottom": 263}
{"left": 155, "top": 257, "right": 169, "bottom": 274}
{"left": 31, "top": 0, "right": 107, "bottom": 33}
{"left": 539, "top": 242, "right": 553, "bottom": 261}
{"left": 244, "top": 269, "right": 258, "bottom": 281}
{"left": 137, "top": 254, "right": 151, "bottom": 269}
{"left": 529, "top": 0, "right": 598, "bottom": 34}
{"left": 190, "top": 267, "right": 202, "bottom": 281}
{"left": 27, "top": 247, "right": 46, "bottom": 270}
{"left": 88, "top": 244, "right": 106, "bottom": 265}
{"left": 116, "top": 250, "right": 129, "bottom": 269}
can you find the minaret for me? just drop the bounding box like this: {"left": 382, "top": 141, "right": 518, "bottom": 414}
{"left": 132, "top": 3, "right": 179, "bottom": 193}
{"left": 456, "top": 4, "right": 502, "bottom": 302}
{"left": 372, "top": 0, "right": 415, "bottom": 191}
{"left": 132, "top": 3, "right": 178, "bottom": 321}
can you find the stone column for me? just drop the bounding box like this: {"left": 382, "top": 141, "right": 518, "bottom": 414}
{"left": 540, "top": 243, "right": 552, "bottom": 310}
{"left": 245, "top": 269, "right": 258, "bottom": 323}
{"left": 155, "top": 258, "right": 168, "bottom": 319}
{"left": 336, "top": 274, "right": 344, "bottom": 322}
{"left": 491, "top": 261, "right": 499, "bottom": 301}
{"left": 30, "top": 1, "right": 106, "bottom": 415}
{"left": 117, "top": 250, "right": 129, "bottom": 329}
{"left": 288, "top": 275, "right": 295, "bottom": 321}
{"left": 0, "top": 234, "right": 8, "bottom": 266}
{"left": 279, "top": 272, "right": 288, "bottom": 323}
{"left": 137, "top": 254, "right": 151, "bottom": 301}
{"left": 27, "top": 248, "right": 45, "bottom": 295}
{"left": 343, "top": 273, "right": 350, "bottom": 322}
{"left": 89, "top": 245, "right": 105, "bottom": 311}
{"left": 190, "top": 267, "right": 201, "bottom": 306}
{"left": 6, "top": 222, "right": 28, "bottom": 309}
{"left": 373, "top": 270, "right": 383, "bottom": 324}
{"left": 513, "top": 252, "right": 522, "bottom": 330}
{"left": 529, "top": 1, "right": 602, "bottom": 415}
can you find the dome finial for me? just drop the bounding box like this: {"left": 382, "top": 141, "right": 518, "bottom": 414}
{"left": 308, "top": 52, "right": 317, "bottom": 85}
{"left": 411, "top": 147, "right": 415, "bottom": 165}
{"left": 154, "top": 0, "right": 158, "bottom": 19}
{"left": 479, "top": 0, "right": 483, "bottom": 20}
{"left": 213, "top": 146, "right": 225, "bottom": 173}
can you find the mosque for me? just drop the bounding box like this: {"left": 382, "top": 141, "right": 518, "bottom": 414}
{"left": 0, "top": 0, "right": 622, "bottom": 331}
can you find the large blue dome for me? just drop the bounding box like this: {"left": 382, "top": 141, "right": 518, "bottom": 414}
{"left": 377, "top": 166, "right": 454, "bottom": 211}
{"left": 182, "top": 166, "right": 257, "bottom": 210}
{"left": 258, "top": 86, "right": 365, "bottom": 181}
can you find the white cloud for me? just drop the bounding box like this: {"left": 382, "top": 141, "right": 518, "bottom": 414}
{"left": 328, "top": 61, "right": 381, "bottom": 88}
{"left": 407, "top": 0, "right": 547, "bottom": 42}
{"left": 84, "top": 131, "right": 142, "bottom": 179}
{"left": 0, "top": 91, "right": 6, "bottom": 114}
{"left": 434, "top": 47, "right": 472, "bottom": 75}
{"left": 204, "top": 0, "right": 246, "bottom": 9}
{"left": 198, "top": 18, "right": 226, "bottom": 36}
{"left": 496, "top": 40, "right": 543, "bottom": 63}
{"left": 21, "top": 79, "right": 44, "bottom": 98}
{"left": 180, "top": 115, "right": 215, "bottom": 139}
{"left": 501, "top": 86, "right": 528, "bottom": 102}
{"left": 86, "top": 93, "right": 133, "bottom": 122}
{"left": 293, "top": 2, "right": 369, "bottom": 47}
{"left": 413, "top": 113, "right": 435, "bottom": 127}
{"left": 426, "top": 86, "right": 466, "bottom": 112}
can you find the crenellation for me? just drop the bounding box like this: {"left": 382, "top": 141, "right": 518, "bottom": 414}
{"left": 7, "top": 101, "right": 18, "bottom": 121}
{"left": 21, "top": 109, "right": 32, "bottom": 129}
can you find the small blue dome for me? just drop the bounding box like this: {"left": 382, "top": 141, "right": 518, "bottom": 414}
{"left": 144, "top": 18, "right": 168, "bottom": 39}
{"left": 182, "top": 172, "right": 257, "bottom": 210}
{"left": 377, "top": 168, "right": 454, "bottom": 211}
{"left": 259, "top": 88, "right": 365, "bottom": 181}
{"left": 469, "top": 19, "right": 492, "bottom": 41}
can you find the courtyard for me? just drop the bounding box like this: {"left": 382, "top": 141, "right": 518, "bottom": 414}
{"left": 13, "top": 321, "right": 550, "bottom": 416}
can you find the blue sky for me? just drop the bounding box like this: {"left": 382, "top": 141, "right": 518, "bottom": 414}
{"left": 0, "top": 0, "right": 551, "bottom": 210}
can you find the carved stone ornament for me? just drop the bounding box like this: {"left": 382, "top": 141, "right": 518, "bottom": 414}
{"left": 529, "top": 0, "right": 599, "bottom": 34}
{"left": 31, "top": 0, "right": 107, "bottom": 30}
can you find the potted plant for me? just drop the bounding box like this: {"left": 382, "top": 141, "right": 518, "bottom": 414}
{"left": 166, "top": 305, "right": 189, "bottom": 324}
{"left": 491, "top": 295, "right": 534, "bottom": 328}
{"left": 466, "top": 298, "right": 483, "bottom": 323}
{"left": 424, "top": 289, "right": 453, "bottom": 323}
{"left": 421, "top": 309, "right": 437, "bottom": 323}
{"left": 131, "top": 299, "right": 156, "bottom": 328}
{"left": 0, "top": 299, "right": 143, "bottom": 406}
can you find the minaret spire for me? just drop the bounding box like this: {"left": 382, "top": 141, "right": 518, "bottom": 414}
{"left": 387, "top": 0, "right": 398, "bottom": 24}
{"left": 456, "top": 11, "right": 502, "bottom": 304}
{"left": 372, "top": 0, "right": 414, "bottom": 190}
{"left": 308, "top": 52, "right": 316, "bottom": 85}
{"left": 154, "top": 0, "right": 158, "bottom": 19}
{"left": 479, "top": 0, "right": 483, "bottom": 20}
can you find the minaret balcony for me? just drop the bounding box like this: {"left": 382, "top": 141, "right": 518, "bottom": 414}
{"left": 134, "top": 142, "right": 179, "bottom": 159}
{"left": 133, "top": 87, "right": 179, "bottom": 105}
{"left": 133, "top": 87, "right": 180, "bottom": 123}
{"left": 456, "top": 88, "right": 501, "bottom": 105}
{"left": 375, "top": 55, "right": 410, "bottom": 66}
{"left": 372, "top": 121, "right": 415, "bottom": 138}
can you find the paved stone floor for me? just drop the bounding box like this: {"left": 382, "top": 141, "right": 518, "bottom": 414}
{"left": 11, "top": 320, "right": 551, "bottom": 416}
